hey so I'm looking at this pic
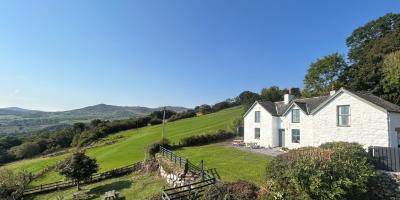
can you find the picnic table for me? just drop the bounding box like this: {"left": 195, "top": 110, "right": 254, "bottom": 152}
{"left": 232, "top": 139, "right": 244, "bottom": 146}
{"left": 245, "top": 142, "right": 260, "bottom": 149}
{"left": 103, "top": 190, "right": 119, "bottom": 200}
{"left": 73, "top": 190, "right": 92, "bottom": 200}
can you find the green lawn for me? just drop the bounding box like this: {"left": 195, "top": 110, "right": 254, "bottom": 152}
{"left": 176, "top": 143, "right": 273, "bottom": 185}
{"left": 26, "top": 172, "right": 165, "bottom": 200}
{"left": 4, "top": 106, "right": 243, "bottom": 185}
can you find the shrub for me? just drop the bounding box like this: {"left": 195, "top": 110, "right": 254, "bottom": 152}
{"left": 202, "top": 181, "right": 259, "bottom": 200}
{"left": 0, "top": 168, "right": 32, "bottom": 200}
{"left": 168, "top": 110, "right": 197, "bottom": 122}
{"left": 150, "top": 110, "right": 176, "bottom": 120}
{"left": 179, "top": 130, "right": 235, "bottom": 147}
{"left": 149, "top": 118, "right": 163, "bottom": 125}
{"left": 265, "top": 142, "right": 375, "bottom": 200}
{"left": 145, "top": 138, "right": 171, "bottom": 159}
{"left": 9, "top": 142, "right": 41, "bottom": 159}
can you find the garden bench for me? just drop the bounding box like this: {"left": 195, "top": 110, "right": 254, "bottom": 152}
{"left": 72, "top": 190, "right": 93, "bottom": 200}
{"left": 103, "top": 190, "right": 120, "bottom": 199}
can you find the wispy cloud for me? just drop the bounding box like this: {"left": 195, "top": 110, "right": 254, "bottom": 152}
{"left": 8, "top": 89, "right": 20, "bottom": 98}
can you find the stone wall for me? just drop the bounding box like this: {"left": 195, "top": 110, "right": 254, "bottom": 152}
{"left": 157, "top": 155, "right": 200, "bottom": 188}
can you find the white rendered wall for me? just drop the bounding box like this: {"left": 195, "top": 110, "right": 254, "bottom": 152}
{"left": 279, "top": 105, "right": 313, "bottom": 149}
{"left": 389, "top": 112, "right": 400, "bottom": 147}
{"left": 243, "top": 103, "right": 274, "bottom": 147}
{"left": 312, "top": 92, "right": 389, "bottom": 148}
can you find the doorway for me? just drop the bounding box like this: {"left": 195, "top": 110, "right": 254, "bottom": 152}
{"left": 278, "top": 129, "right": 285, "bottom": 147}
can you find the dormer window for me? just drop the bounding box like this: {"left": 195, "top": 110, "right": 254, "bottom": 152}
{"left": 292, "top": 109, "right": 300, "bottom": 123}
{"left": 255, "top": 111, "right": 260, "bottom": 123}
{"left": 337, "top": 105, "right": 350, "bottom": 126}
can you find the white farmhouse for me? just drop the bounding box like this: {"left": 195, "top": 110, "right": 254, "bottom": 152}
{"left": 243, "top": 88, "right": 400, "bottom": 149}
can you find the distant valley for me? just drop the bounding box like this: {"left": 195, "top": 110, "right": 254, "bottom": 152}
{"left": 0, "top": 104, "right": 188, "bottom": 135}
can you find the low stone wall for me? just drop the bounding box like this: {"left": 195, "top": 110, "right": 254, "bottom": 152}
{"left": 159, "top": 165, "right": 189, "bottom": 187}
{"left": 156, "top": 154, "right": 200, "bottom": 188}
{"left": 369, "top": 171, "right": 400, "bottom": 200}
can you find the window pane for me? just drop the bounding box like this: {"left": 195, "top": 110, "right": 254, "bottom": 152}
{"left": 292, "top": 129, "right": 300, "bottom": 143}
{"left": 255, "top": 128, "right": 260, "bottom": 139}
{"left": 337, "top": 106, "right": 350, "bottom": 126}
{"left": 340, "top": 116, "right": 349, "bottom": 126}
{"left": 255, "top": 111, "right": 260, "bottom": 123}
{"left": 340, "top": 106, "right": 350, "bottom": 115}
{"left": 292, "top": 109, "right": 300, "bottom": 123}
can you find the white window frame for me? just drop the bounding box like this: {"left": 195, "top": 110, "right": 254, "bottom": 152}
{"left": 292, "top": 129, "right": 300, "bottom": 143}
{"left": 255, "top": 111, "right": 260, "bottom": 123}
{"left": 292, "top": 109, "right": 300, "bottom": 123}
{"left": 337, "top": 105, "right": 351, "bottom": 127}
{"left": 255, "top": 128, "right": 260, "bottom": 139}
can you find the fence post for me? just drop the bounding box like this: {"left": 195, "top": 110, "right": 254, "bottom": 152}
{"left": 174, "top": 154, "right": 177, "bottom": 163}
{"left": 201, "top": 160, "right": 204, "bottom": 180}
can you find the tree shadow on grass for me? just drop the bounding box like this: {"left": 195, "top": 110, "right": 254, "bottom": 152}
{"left": 87, "top": 180, "right": 132, "bottom": 200}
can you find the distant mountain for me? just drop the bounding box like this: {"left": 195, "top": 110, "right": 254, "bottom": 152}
{"left": 0, "top": 104, "right": 188, "bottom": 135}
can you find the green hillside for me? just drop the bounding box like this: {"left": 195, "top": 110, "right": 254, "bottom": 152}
{"left": 5, "top": 106, "right": 243, "bottom": 185}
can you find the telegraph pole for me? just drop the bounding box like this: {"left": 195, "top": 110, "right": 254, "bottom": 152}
{"left": 161, "top": 106, "right": 166, "bottom": 141}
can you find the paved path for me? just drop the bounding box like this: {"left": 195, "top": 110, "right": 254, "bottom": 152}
{"left": 227, "top": 143, "right": 286, "bottom": 157}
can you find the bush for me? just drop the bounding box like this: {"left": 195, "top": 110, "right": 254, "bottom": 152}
{"left": 179, "top": 130, "right": 235, "bottom": 147}
{"left": 9, "top": 142, "right": 41, "bottom": 159}
{"left": 149, "top": 118, "right": 163, "bottom": 125}
{"left": 0, "top": 168, "right": 32, "bottom": 200}
{"left": 265, "top": 142, "right": 375, "bottom": 200}
{"left": 145, "top": 138, "right": 171, "bottom": 159}
{"left": 150, "top": 110, "right": 176, "bottom": 120}
{"left": 168, "top": 110, "right": 197, "bottom": 122}
{"left": 202, "top": 181, "right": 259, "bottom": 200}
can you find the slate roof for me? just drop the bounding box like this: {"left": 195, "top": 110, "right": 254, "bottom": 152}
{"left": 266, "top": 96, "right": 328, "bottom": 116}
{"left": 256, "top": 89, "right": 400, "bottom": 116}
{"left": 352, "top": 91, "right": 400, "bottom": 113}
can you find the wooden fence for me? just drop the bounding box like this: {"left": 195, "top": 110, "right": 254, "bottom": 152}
{"left": 159, "top": 146, "right": 217, "bottom": 200}
{"left": 23, "top": 162, "right": 142, "bottom": 196}
{"left": 368, "top": 146, "right": 400, "bottom": 172}
{"left": 161, "top": 177, "right": 217, "bottom": 200}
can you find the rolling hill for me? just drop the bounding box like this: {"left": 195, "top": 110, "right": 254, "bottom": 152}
{"left": 5, "top": 106, "right": 243, "bottom": 185}
{"left": 0, "top": 104, "right": 188, "bottom": 135}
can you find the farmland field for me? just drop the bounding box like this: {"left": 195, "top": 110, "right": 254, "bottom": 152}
{"left": 4, "top": 106, "right": 243, "bottom": 185}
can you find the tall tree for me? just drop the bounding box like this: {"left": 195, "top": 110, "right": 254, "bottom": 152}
{"left": 303, "top": 53, "right": 347, "bottom": 97}
{"left": 260, "top": 86, "right": 285, "bottom": 102}
{"left": 238, "top": 91, "right": 261, "bottom": 110}
{"left": 382, "top": 50, "right": 400, "bottom": 104}
{"left": 58, "top": 152, "right": 98, "bottom": 191}
{"left": 344, "top": 13, "right": 400, "bottom": 96}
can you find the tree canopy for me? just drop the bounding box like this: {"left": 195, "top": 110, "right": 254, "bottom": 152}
{"left": 303, "top": 53, "right": 347, "bottom": 97}
{"left": 260, "top": 86, "right": 286, "bottom": 102}
{"left": 58, "top": 152, "right": 98, "bottom": 191}
{"left": 343, "top": 13, "right": 400, "bottom": 98}
{"left": 382, "top": 50, "right": 400, "bottom": 104}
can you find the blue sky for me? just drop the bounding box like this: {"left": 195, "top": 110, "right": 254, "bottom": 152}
{"left": 0, "top": 1, "right": 399, "bottom": 111}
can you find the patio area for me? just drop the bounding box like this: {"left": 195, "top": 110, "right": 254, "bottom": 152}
{"left": 228, "top": 139, "right": 286, "bottom": 157}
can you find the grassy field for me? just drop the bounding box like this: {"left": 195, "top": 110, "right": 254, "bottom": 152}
{"left": 4, "top": 106, "right": 243, "bottom": 185}
{"left": 176, "top": 143, "right": 272, "bottom": 185}
{"left": 26, "top": 172, "right": 165, "bottom": 200}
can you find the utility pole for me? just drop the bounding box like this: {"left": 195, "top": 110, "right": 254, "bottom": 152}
{"left": 161, "top": 106, "right": 166, "bottom": 141}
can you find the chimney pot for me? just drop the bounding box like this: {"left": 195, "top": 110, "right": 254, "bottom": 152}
{"left": 284, "top": 94, "right": 294, "bottom": 104}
